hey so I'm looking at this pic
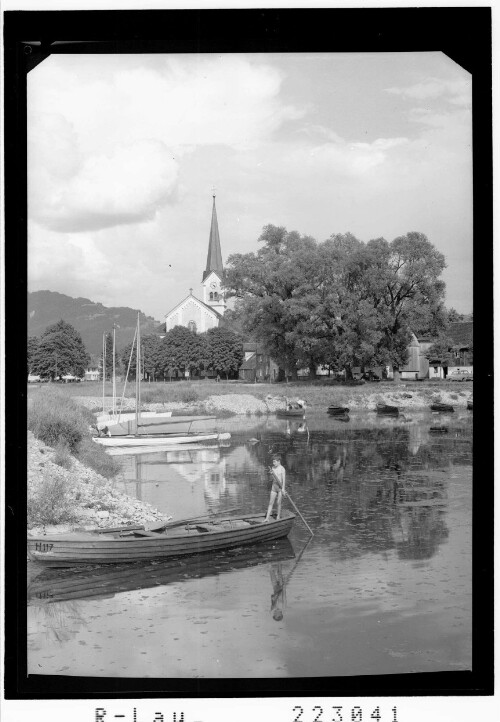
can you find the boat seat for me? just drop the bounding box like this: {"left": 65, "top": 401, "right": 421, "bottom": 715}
{"left": 132, "top": 530, "right": 166, "bottom": 537}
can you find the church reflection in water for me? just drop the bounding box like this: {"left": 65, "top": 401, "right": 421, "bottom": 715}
{"left": 117, "top": 445, "right": 236, "bottom": 519}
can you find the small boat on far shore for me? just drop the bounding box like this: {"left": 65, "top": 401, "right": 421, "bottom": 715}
{"left": 430, "top": 402, "right": 455, "bottom": 413}
{"left": 276, "top": 408, "right": 305, "bottom": 418}
{"left": 327, "top": 405, "right": 349, "bottom": 415}
{"left": 467, "top": 400, "right": 473, "bottom": 411}
{"left": 376, "top": 403, "right": 399, "bottom": 416}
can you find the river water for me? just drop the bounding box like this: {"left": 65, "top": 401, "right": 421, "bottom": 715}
{"left": 27, "top": 409, "right": 472, "bottom": 678}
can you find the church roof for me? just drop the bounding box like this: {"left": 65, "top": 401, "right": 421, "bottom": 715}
{"left": 165, "top": 292, "right": 223, "bottom": 321}
{"left": 202, "top": 196, "right": 224, "bottom": 282}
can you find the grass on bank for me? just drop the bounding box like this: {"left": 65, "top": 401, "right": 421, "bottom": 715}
{"left": 28, "top": 386, "right": 121, "bottom": 479}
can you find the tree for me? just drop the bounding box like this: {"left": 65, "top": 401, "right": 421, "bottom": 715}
{"left": 120, "top": 333, "right": 164, "bottom": 381}
{"left": 358, "top": 233, "right": 446, "bottom": 377}
{"left": 205, "top": 327, "right": 244, "bottom": 379}
{"left": 447, "top": 307, "right": 465, "bottom": 323}
{"left": 30, "top": 320, "right": 90, "bottom": 379}
{"left": 161, "top": 326, "right": 209, "bottom": 379}
{"left": 424, "top": 334, "right": 455, "bottom": 367}
{"left": 225, "top": 226, "right": 447, "bottom": 381}
{"left": 28, "top": 336, "right": 39, "bottom": 373}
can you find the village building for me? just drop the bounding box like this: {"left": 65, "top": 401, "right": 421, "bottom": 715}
{"left": 164, "top": 196, "right": 226, "bottom": 334}
{"left": 238, "top": 343, "right": 280, "bottom": 383}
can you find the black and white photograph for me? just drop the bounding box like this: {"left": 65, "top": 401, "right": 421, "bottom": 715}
{"left": 3, "top": 5, "right": 494, "bottom": 721}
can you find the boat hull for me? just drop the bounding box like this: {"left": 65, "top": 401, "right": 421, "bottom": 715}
{"left": 96, "top": 411, "right": 172, "bottom": 430}
{"left": 27, "top": 511, "right": 295, "bottom": 566}
{"left": 327, "top": 406, "right": 349, "bottom": 415}
{"left": 430, "top": 404, "right": 454, "bottom": 413}
{"left": 93, "top": 432, "right": 228, "bottom": 447}
{"left": 376, "top": 404, "right": 399, "bottom": 416}
{"left": 276, "top": 409, "right": 305, "bottom": 418}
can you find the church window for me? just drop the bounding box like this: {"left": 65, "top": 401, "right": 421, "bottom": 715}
{"left": 209, "top": 292, "right": 213, "bottom": 300}
{"left": 188, "top": 320, "right": 197, "bottom": 333}
{"left": 213, "top": 292, "right": 218, "bottom": 300}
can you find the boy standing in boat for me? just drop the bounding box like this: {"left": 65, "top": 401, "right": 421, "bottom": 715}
{"left": 265, "top": 455, "right": 286, "bottom": 522}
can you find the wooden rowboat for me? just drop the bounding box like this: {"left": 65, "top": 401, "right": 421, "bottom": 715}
{"left": 430, "top": 402, "right": 454, "bottom": 413}
{"left": 27, "top": 510, "right": 295, "bottom": 566}
{"left": 28, "top": 538, "right": 296, "bottom": 604}
{"left": 327, "top": 406, "right": 349, "bottom": 415}
{"left": 376, "top": 403, "right": 399, "bottom": 416}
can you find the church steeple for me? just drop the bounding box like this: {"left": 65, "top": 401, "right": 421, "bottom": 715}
{"left": 203, "top": 195, "right": 224, "bottom": 281}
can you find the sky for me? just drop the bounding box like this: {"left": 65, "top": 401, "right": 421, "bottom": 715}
{"left": 27, "top": 51, "right": 473, "bottom": 321}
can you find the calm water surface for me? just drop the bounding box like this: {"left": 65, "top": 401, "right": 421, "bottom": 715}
{"left": 27, "top": 410, "right": 472, "bottom": 678}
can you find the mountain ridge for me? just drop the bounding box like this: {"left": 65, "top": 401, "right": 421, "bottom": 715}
{"left": 28, "top": 290, "right": 163, "bottom": 358}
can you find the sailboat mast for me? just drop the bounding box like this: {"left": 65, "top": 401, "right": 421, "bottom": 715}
{"left": 135, "top": 313, "right": 141, "bottom": 433}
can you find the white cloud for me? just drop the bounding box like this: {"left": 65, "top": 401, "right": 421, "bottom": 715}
{"left": 28, "top": 55, "right": 304, "bottom": 234}
{"left": 385, "top": 76, "right": 471, "bottom": 107}
{"left": 29, "top": 130, "right": 179, "bottom": 232}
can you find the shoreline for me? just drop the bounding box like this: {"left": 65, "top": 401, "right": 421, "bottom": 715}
{"left": 74, "top": 384, "right": 472, "bottom": 416}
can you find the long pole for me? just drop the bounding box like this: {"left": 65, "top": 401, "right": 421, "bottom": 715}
{"left": 112, "top": 324, "right": 117, "bottom": 417}
{"left": 270, "top": 467, "right": 314, "bottom": 537}
{"left": 102, "top": 333, "right": 106, "bottom": 414}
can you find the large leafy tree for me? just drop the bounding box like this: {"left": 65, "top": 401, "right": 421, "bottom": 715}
{"left": 30, "top": 320, "right": 90, "bottom": 379}
{"left": 225, "top": 226, "right": 446, "bottom": 379}
{"left": 205, "top": 327, "right": 244, "bottom": 379}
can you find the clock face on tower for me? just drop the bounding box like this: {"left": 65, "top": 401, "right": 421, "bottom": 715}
{"left": 210, "top": 282, "right": 217, "bottom": 289}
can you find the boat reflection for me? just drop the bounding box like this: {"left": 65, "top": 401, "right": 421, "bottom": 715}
{"left": 28, "top": 538, "right": 296, "bottom": 606}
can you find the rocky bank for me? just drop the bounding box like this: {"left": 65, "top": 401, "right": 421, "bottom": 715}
{"left": 27, "top": 431, "right": 166, "bottom": 535}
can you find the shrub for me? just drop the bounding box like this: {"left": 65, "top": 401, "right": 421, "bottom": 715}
{"left": 27, "top": 468, "right": 78, "bottom": 527}
{"left": 53, "top": 438, "right": 72, "bottom": 470}
{"left": 28, "top": 388, "right": 93, "bottom": 452}
{"left": 76, "top": 438, "right": 122, "bottom": 479}
{"left": 180, "top": 387, "right": 199, "bottom": 404}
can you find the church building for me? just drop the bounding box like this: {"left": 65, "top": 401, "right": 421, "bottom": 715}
{"left": 164, "top": 196, "right": 226, "bottom": 333}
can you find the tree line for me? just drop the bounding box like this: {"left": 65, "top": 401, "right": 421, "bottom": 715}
{"left": 28, "top": 321, "right": 244, "bottom": 381}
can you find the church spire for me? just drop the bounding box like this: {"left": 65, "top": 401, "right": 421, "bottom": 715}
{"left": 203, "top": 195, "right": 224, "bottom": 281}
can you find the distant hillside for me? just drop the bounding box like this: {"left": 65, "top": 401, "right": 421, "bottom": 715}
{"left": 28, "top": 291, "right": 162, "bottom": 358}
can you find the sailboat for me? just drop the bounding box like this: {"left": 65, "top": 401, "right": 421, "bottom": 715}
{"left": 95, "top": 322, "right": 173, "bottom": 430}
{"left": 93, "top": 315, "right": 230, "bottom": 448}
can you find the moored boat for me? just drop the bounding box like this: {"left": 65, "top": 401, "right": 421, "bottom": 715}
{"left": 27, "top": 510, "right": 295, "bottom": 566}
{"left": 28, "top": 538, "right": 296, "bottom": 604}
{"left": 276, "top": 408, "right": 305, "bottom": 418}
{"left": 467, "top": 400, "right": 473, "bottom": 411}
{"left": 327, "top": 405, "right": 349, "bottom": 415}
{"left": 93, "top": 431, "right": 230, "bottom": 448}
{"left": 376, "top": 403, "right": 399, "bottom": 416}
{"left": 430, "top": 402, "right": 454, "bottom": 412}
